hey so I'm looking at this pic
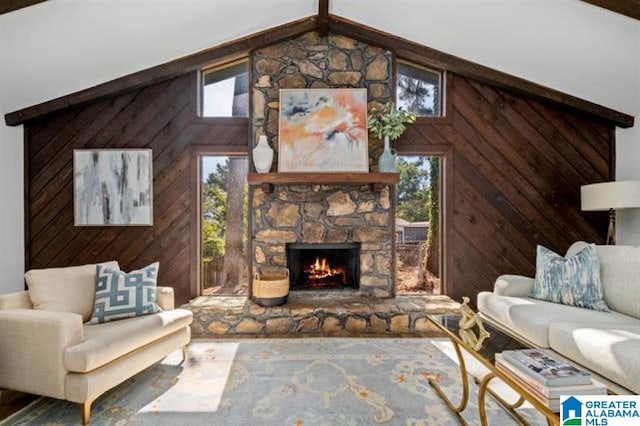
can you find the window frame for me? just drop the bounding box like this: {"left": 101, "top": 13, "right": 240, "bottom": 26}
{"left": 394, "top": 59, "right": 451, "bottom": 124}
{"left": 197, "top": 58, "right": 250, "bottom": 122}
{"left": 190, "top": 144, "right": 249, "bottom": 298}
{"left": 391, "top": 147, "right": 452, "bottom": 298}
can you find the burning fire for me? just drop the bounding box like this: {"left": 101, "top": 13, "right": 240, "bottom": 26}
{"left": 304, "top": 256, "right": 345, "bottom": 283}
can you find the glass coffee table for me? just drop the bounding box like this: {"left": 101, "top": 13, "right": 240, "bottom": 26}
{"left": 426, "top": 314, "right": 560, "bottom": 426}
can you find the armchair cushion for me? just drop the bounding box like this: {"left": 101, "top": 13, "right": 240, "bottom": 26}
{"left": 64, "top": 327, "right": 191, "bottom": 403}
{"left": 25, "top": 261, "right": 119, "bottom": 322}
{"left": 65, "top": 309, "right": 192, "bottom": 373}
{"left": 0, "top": 309, "right": 84, "bottom": 399}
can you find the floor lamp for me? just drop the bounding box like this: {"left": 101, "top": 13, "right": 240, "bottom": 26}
{"left": 581, "top": 181, "right": 640, "bottom": 245}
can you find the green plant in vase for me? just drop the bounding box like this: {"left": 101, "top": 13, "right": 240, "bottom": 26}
{"left": 367, "top": 102, "right": 416, "bottom": 172}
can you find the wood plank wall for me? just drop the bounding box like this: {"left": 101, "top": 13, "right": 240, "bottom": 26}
{"left": 24, "top": 69, "right": 612, "bottom": 306}
{"left": 397, "top": 75, "right": 612, "bottom": 303}
{"left": 25, "top": 72, "right": 248, "bottom": 305}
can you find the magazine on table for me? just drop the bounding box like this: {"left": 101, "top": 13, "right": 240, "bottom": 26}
{"left": 496, "top": 354, "right": 606, "bottom": 398}
{"left": 500, "top": 349, "right": 591, "bottom": 387}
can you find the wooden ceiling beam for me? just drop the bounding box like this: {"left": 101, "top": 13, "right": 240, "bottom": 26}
{"left": 318, "top": 0, "right": 329, "bottom": 36}
{"left": 578, "top": 0, "right": 640, "bottom": 20}
{"left": 328, "top": 15, "right": 634, "bottom": 128}
{"left": 0, "top": 0, "right": 47, "bottom": 16}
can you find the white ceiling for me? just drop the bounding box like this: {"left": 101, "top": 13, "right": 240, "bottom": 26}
{"left": 0, "top": 0, "right": 638, "bottom": 115}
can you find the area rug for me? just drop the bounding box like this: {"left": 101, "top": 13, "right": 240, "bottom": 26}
{"left": 2, "top": 338, "right": 544, "bottom": 425}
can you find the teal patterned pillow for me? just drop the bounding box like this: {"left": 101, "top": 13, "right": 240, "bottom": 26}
{"left": 531, "top": 245, "right": 609, "bottom": 311}
{"left": 89, "top": 262, "right": 161, "bottom": 324}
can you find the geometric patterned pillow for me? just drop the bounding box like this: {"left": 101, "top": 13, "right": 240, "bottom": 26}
{"left": 89, "top": 262, "right": 162, "bottom": 324}
{"left": 530, "top": 244, "right": 609, "bottom": 312}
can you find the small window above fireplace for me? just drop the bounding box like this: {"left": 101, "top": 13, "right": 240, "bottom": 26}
{"left": 396, "top": 60, "right": 443, "bottom": 117}
{"left": 201, "top": 59, "right": 249, "bottom": 117}
{"left": 287, "top": 243, "right": 360, "bottom": 291}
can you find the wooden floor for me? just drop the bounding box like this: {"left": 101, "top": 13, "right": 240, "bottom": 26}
{"left": 0, "top": 390, "right": 37, "bottom": 422}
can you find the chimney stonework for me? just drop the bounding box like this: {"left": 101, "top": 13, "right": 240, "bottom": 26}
{"left": 250, "top": 31, "right": 395, "bottom": 297}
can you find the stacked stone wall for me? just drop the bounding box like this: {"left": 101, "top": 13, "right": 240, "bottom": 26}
{"left": 253, "top": 185, "right": 393, "bottom": 297}
{"left": 251, "top": 31, "right": 393, "bottom": 169}
{"left": 249, "top": 32, "right": 395, "bottom": 297}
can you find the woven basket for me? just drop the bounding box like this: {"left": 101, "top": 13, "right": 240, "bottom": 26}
{"left": 253, "top": 269, "right": 290, "bottom": 306}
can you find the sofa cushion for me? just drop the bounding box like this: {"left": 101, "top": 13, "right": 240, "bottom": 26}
{"left": 64, "top": 309, "right": 192, "bottom": 373}
{"left": 477, "top": 292, "right": 639, "bottom": 347}
{"left": 567, "top": 242, "right": 640, "bottom": 320}
{"left": 531, "top": 244, "right": 608, "bottom": 311}
{"left": 89, "top": 263, "right": 161, "bottom": 324}
{"left": 25, "top": 261, "right": 119, "bottom": 323}
{"left": 549, "top": 322, "right": 640, "bottom": 394}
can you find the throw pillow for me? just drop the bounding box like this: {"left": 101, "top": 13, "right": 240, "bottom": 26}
{"left": 90, "top": 262, "right": 161, "bottom": 324}
{"left": 26, "top": 261, "right": 119, "bottom": 322}
{"left": 530, "top": 244, "right": 609, "bottom": 311}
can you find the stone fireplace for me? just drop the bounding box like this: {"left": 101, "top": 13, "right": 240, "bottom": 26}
{"left": 287, "top": 242, "right": 361, "bottom": 291}
{"left": 253, "top": 184, "right": 394, "bottom": 297}
{"left": 250, "top": 31, "right": 395, "bottom": 298}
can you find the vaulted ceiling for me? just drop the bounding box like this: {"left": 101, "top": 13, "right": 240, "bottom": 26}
{"left": 2, "top": 0, "right": 638, "bottom": 126}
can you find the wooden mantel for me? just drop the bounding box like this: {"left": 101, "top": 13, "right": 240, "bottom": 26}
{"left": 247, "top": 172, "right": 400, "bottom": 193}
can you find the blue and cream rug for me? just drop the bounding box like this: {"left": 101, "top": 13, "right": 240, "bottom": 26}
{"left": 2, "top": 338, "right": 545, "bottom": 425}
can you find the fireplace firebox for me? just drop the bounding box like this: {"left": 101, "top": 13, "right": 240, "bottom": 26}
{"left": 286, "top": 243, "right": 360, "bottom": 291}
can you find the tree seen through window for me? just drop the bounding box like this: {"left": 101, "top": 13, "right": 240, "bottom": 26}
{"left": 396, "top": 61, "right": 442, "bottom": 117}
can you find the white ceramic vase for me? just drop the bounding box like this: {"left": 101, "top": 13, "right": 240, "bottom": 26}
{"left": 253, "top": 135, "right": 274, "bottom": 173}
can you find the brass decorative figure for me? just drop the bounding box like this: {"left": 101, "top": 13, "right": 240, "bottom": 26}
{"left": 458, "top": 297, "right": 490, "bottom": 351}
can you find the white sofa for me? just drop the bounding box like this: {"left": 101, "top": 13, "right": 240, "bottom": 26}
{"left": 478, "top": 241, "right": 640, "bottom": 395}
{"left": 0, "top": 263, "right": 193, "bottom": 424}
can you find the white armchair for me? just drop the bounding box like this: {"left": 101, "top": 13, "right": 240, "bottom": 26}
{"left": 0, "top": 275, "right": 192, "bottom": 424}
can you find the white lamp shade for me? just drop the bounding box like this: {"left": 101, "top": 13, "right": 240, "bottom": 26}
{"left": 581, "top": 181, "right": 640, "bottom": 211}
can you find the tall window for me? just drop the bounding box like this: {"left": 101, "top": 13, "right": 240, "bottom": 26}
{"left": 201, "top": 60, "right": 249, "bottom": 117}
{"left": 396, "top": 60, "right": 443, "bottom": 117}
{"left": 200, "top": 155, "right": 249, "bottom": 295}
{"left": 395, "top": 155, "right": 441, "bottom": 294}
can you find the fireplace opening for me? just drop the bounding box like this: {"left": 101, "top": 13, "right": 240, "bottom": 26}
{"left": 287, "top": 243, "right": 360, "bottom": 291}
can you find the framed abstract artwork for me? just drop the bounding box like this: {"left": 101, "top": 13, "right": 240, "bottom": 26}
{"left": 278, "top": 88, "right": 369, "bottom": 172}
{"left": 74, "top": 149, "right": 153, "bottom": 226}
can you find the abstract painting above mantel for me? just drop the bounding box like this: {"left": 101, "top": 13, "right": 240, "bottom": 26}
{"left": 74, "top": 149, "right": 153, "bottom": 226}
{"left": 278, "top": 88, "right": 369, "bottom": 173}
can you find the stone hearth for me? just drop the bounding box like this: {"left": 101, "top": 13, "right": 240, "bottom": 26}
{"left": 253, "top": 184, "right": 394, "bottom": 296}
{"left": 185, "top": 294, "right": 459, "bottom": 336}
